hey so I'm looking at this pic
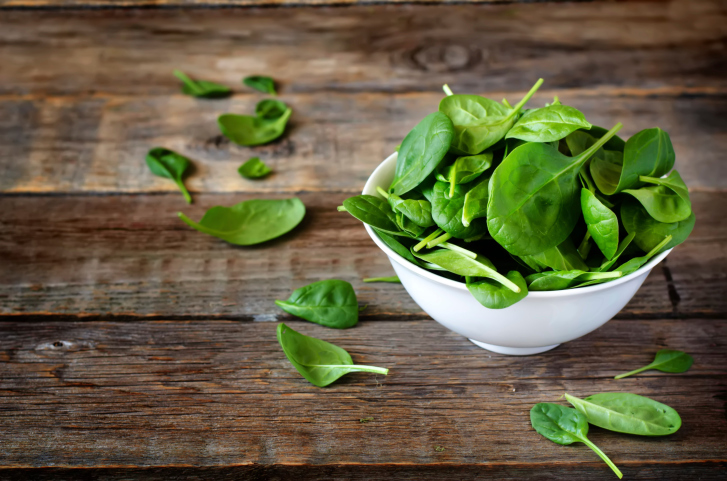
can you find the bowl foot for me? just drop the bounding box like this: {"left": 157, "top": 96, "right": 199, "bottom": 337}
{"left": 469, "top": 339, "right": 560, "bottom": 356}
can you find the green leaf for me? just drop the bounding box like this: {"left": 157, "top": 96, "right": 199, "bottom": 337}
{"left": 519, "top": 237, "right": 589, "bottom": 272}
{"left": 277, "top": 323, "right": 388, "bottom": 387}
{"left": 384, "top": 190, "right": 435, "bottom": 228}
{"left": 173, "top": 70, "right": 231, "bottom": 98}
{"left": 526, "top": 270, "right": 621, "bottom": 291}
{"left": 581, "top": 188, "right": 619, "bottom": 259}
{"left": 597, "top": 233, "right": 635, "bottom": 272}
{"left": 146, "top": 147, "right": 193, "bottom": 204}
{"left": 621, "top": 198, "right": 695, "bottom": 252}
{"left": 243, "top": 75, "right": 277, "bottom": 95}
{"left": 439, "top": 78, "right": 543, "bottom": 155}
{"left": 590, "top": 127, "right": 675, "bottom": 195}
{"left": 218, "top": 107, "right": 291, "bottom": 146}
{"left": 431, "top": 180, "right": 490, "bottom": 239}
{"left": 412, "top": 248, "right": 521, "bottom": 293}
{"left": 275, "top": 280, "right": 358, "bottom": 329}
{"left": 255, "top": 99, "right": 288, "bottom": 119}
{"left": 505, "top": 104, "right": 591, "bottom": 143}
{"left": 487, "top": 123, "right": 623, "bottom": 256}
{"left": 462, "top": 175, "right": 491, "bottom": 228}
{"left": 530, "top": 403, "right": 622, "bottom": 479}
{"left": 342, "top": 195, "right": 405, "bottom": 237}
{"left": 178, "top": 198, "right": 305, "bottom": 245}
{"left": 373, "top": 229, "right": 426, "bottom": 268}
{"left": 363, "top": 276, "right": 401, "bottom": 283}
{"left": 565, "top": 392, "right": 681, "bottom": 436}
{"left": 238, "top": 157, "right": 272, "bottom": 179}
{"left": 436, "top": 152, "right": 493, "bottom": 197}
{"left": 389, "top": 112, "right": 454, "bottom": 196}
{"left": 623, "top": 171, "right": 692, "bottom": 223}
{"left": 615, "top": 235, "right": 672, "bottom": 276}
{"left": 466, "top": 271, "right": 528, "bottom": 309}
{"left": 614, "top": 349, "right": 694, "bottom": 379}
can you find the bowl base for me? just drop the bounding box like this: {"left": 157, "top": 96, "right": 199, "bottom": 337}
{"left": 469, "top": 339, "right": 560, "bottom": 356}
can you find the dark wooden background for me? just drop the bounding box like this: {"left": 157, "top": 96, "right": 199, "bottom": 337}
{"left": 0, "top": 0, "right": 726, "bottom": 479}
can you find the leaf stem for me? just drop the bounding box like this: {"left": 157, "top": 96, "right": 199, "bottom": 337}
{"left": 363, "top": 276, "right": 401, "bottom": 283}
{"left": 502, "top": 98, "right": 512, "bottom": 109}
{"left": 376, "top": 186, "right": 390, "bottom": 200}
{"left": 427, "top": 232, "right": 453, "bottom": 249}
{"left": 439, "top": 241, "right": 477, "bottom": 259}
{"left": 579, "top": 436, "right": 623, "bottom": 479}
{"left": 575, "top": 123, "right": 623, "bottom": 167}
{"left": 172, "top": 70, "right": 202, "bottom": 95}
{"left": 175, "top": 180, "right": 192, "bottom": 204}
{"left": 337, "top": 205, "right": 348, "bottom": 212}
{"left": 414, "top": 229, "right": 443, "bottom": 252}
{"left": 577, "top": 231, "right": 591, "bottom": 260}
{"left": 442, "top": 84, "right": 454, "bottom": 96}
{"left": 614, "top": 363, "right": 656, "bottom": 380}
{"left": 509, "top": 78, "right": 544, "bottom": 116}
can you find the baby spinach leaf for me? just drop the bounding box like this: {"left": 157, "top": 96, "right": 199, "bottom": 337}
{"left": 275, "top": 280, "right": 358, "bottom": 329}
{"left": 621, "top": 198, "right": 695, "bottom": 252}
{"left": 173, "top": 70, "right": 231, "bottom": 98}
{"left": 623, "top": 171, "right": 692, "bottom": 223}
{"left": 530, "top": 403, "right": 622, "bottom": 479}
{"left": 506, "top": 104, "right": 591, "bottom": 143}
{"left": 597, "top": 233, "right": 635, "bottom": 272}
{"left": 590, "top": 127, "right": 675, "bottom": 195}
{"left": 255, "top": 99, "right": 288, "bottom": 119}
{"left": 374, "top": 229, "right": 426, "bottom": 267}
{"left": 146, "top": 147, "right": 193, "bottom": 204}
{"left": 439, "top": 78, "right": 543, "bottom": 155}
{"left": 487, "top": 123, "right": 623, "bottom": 256}
{"left": 342, "top": 195, "right": 405, "bottom": 236}
{"left": 565, "top": 392, "right": 681, "bottom": 436}
{"left": 436, "top": 152, "right": 493, "bottom": 197}
{"left": 178, "top": 198, "right": 305, "bottom": 245}
{"left": 389, "top": 112, "right": 454, "bottom": 196}
{"left": 413, "top": 248, "right": 521, "bottom": 293}
{"left": 466, "top": 271, "right": 528, "bottom": 309}
{"left": 614, "top": 349, "right": 694, "bottom": 379}
{"left": 520, "top": 237, "right": 589, "bottom": 272}
{"left": 363, "top": 276, "right": 401, "bottom": 283}
{"left": 277, "top": 323, "right": 388, "bottom": 387}
{"left": 238, "top": 157, "right": 272, "bottom": 179}
{"left": 243, "top": 75, "right": 277, "bottom": 95}
{"left": 615, "top": 235, "right": 672, "bottom": 275}
{"left": 526, "top": 270, "right": 621, "bottom": 291}
{"left": 381, "top": 188, "right": 435, "bottom": 228}
{"left": 431, "top": 180, "right": 489, "bottom": 239}
{"left": 218, "top": 107, "right": 291, "bottom": 146}
{"left": 581, "top": 188, "right": 619, "bottom": 259}
{"left": 462, "top": 175, "right": 491, "bottom": 228}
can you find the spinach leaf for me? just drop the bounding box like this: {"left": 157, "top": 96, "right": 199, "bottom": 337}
{"left": 439, "top": 78, "right": 543, "bottom": 155}
{"left": 526, "top": 270, "right": 621, "bottom": 291}
{"left": 614, "top": 349, "right": 694, "bottom": 379}
{"left": 380, "top": 188, "right": 435, "bottom": 228}
{"left": 178, "top": 198, "right": 305, "bottom": 245}
{"left": 591, "top": 127, "right": 674, "bottom": 195}
{"left": 623, "top": 171, "right": 692, "bottom": 223}
{"left": 238, "top": 157, "right": 272, "bottom": 179}
{"left": 173, "top": 70, "right": 231, "bottom": 98}
{"left": 506, "top": 104, "right": 591, "bottom": 143}
{"left": 363, "top": 276, "right": 401, "bottom": 283}
{"left": 581, "top": 188, "right": 619, "bottom": 259}
{"left": 565, "top": 393, "right": 681, "bottom": 436}
{"left": 277, "top": 323, "right": 388, "bottom": 387}
{"left": 374, "top": 229, "right": 426, "bottom": 268}
{"left": 487, "top": 123, "right": 623, "bottom": 256}
{"left": 341, "top": 195, "right": 405, "bottom": 236}
{"left": 146, "top": 147, "right": 193, "bottom": 204}
{"left": 243, "top": 75, "right": 277, "bottom": 95}
{"left": 275, "top": 280, "right": 358, "bottom": 329}
{"left": 466, "top": 271, "right": 528, "bottom": 309}
{"left": 431, "top": 180, "right": 489, "bottom": 239}
{"left": 389, "top": 112, "right": 454, "bottom": 196}
{"left": 255, "top": 99, "right": 288, "bottom": 119}
{"left": 462, "top": 175, "right": 491, "bottom": 228}
{"left": 615, "top": 235, "right": 672, "bottom": 275}
{"left": 530, "top": 403, "right": 622, "bottom": 479}
{"left": 520, "top": 237, "right": 589, "bottom": 272}
{"left": 218, "top": 107, "right": 291, "bottom": 146}
{"left": 621, "top": 198, "right": 695, "bottom": 252}
{"left": 413, "top": 248, "right": 521, "bottom": 293}
{"left": 597, "top": 233, "right": 635, "bottom": 272}
{"left": 436, "top": 152, "right": 493, "bottom": 197}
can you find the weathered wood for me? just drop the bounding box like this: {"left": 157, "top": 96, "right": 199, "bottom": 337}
{"left": 0, "top": 2, "right": 724, "bottom": 96}
{"left": 1, "top": 92, "right": 726, "bottom": 194}
{"left": 0, "top": 317, "right": 724, "bottom": 479}
{"left": 1, "top": 0, "right": 578, "bottom": 6}
{"left": 0, "top": 191, "right": 724, "bottom": 319}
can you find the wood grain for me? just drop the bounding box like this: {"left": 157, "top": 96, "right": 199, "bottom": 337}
{"left": 0, "top": 191, "right": 724, "bottom": 319}
{"left": 0, "top": 317, "right": 724, "bottom": 479}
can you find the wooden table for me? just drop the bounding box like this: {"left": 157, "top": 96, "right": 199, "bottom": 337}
{"left": 0, "top": 1, "right": 726, "bottom": 479}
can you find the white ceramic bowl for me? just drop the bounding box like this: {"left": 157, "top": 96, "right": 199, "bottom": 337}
{"left": 363, "top": 153, "right": 671, "bottom": 355}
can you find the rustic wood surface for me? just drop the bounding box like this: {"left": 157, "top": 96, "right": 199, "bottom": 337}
{"left": 0, "top": 1, "right": 725, "bottom": 479}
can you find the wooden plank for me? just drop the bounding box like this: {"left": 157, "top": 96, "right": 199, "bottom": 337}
{"left": 0, "top": 317, "right": 724, "bottom": 479}
{"left": 0, "top": 2, "right": 724, "bottom": 97}
{"left": 1, "top": 0, "right": 579, "bottom": 6}
{"left": 1, "top": 92, "right": 726, "bottom": 194}
{"left": 1, "top": 191, "right": 723, "bottom": 319}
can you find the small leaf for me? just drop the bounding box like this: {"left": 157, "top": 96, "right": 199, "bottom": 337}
{"left": 218, "top": 107, "right": 291, "bottom": 146}
{"left": 615, "top": 349, "right": 694, "bottom": 379}
{"left": 275, "top": 280, "right": 358, "bottom": 329}
{"left": 146, "top": 147, "right": 193, "bottom": 204}
{"left": 238, "top": 157, "right": 272, "bottom": 179}
{"left": 466, "top": 271, "right": 528, "bottom": 309}
{"left": 506, "top": 104, "right": 591, "bottom": 143}
{"left": 256, "top": 99, "right": 288, "bottom": 119}
{"left": 173, "top": 70, "right": 231, "bottom": 98}
{"left": 243, "top": 75, "right": 277, "bottom": 95}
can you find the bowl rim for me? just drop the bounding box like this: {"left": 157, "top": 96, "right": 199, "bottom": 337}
{"left": 363, "top": 152, "right": 672, "bottom": 297}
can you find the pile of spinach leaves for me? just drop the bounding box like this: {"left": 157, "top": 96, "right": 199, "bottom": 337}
{"left": 340, "top": 79, "right": 695, "bottom": 309}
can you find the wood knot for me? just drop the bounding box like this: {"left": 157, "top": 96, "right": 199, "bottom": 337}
{"left": 408, "top": 44, "right": 480, "bottom": 73}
